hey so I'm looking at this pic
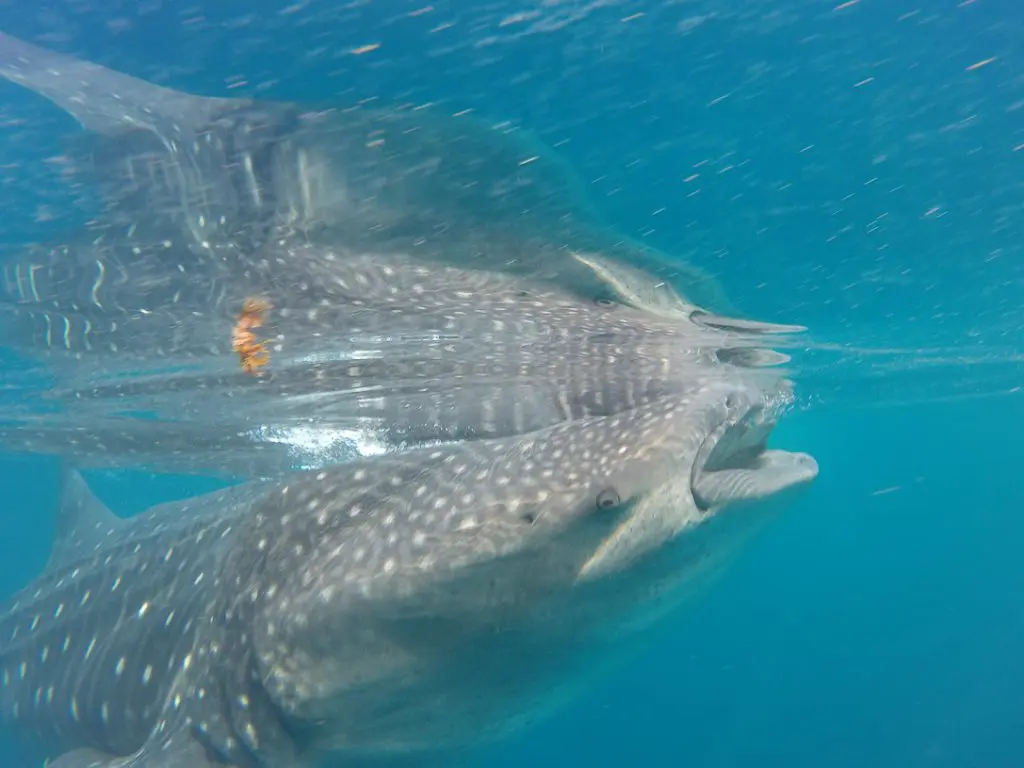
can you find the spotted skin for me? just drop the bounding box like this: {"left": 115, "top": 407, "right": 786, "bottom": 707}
{"left": 0, "top": 386, "right": 816, "bottom": 767}
{"left": 0, "top": 245, "right": 797, "bottom": 477}
{"left": 0, "top": 30, "right": 748, "bottom": 368}
{"left": 0, "top": 32, "right": 820, "bottom": 766}
{"left": 0, "top": 32, "right": 805, "bottom": 481}
{"left": 0, "top": 476, "right": 273, "bottom": 767}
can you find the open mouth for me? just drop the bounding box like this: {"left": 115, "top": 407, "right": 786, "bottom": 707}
{"left": 577, "top": 387, "right": 818, "bottom": 581}
{"left": 690, "top": 394, "right": 818, "bottom": 511}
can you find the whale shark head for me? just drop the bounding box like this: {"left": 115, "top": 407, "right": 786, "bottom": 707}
{"left": 229, "top": 378, "right": 816, "bottom": 752}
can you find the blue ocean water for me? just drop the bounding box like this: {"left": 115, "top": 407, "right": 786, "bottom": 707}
{"left": 0, "top": 0, "right": 1021, "bottom": 766}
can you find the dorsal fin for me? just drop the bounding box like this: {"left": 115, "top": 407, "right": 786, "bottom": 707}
{"left": 46, "top": 467, "right": 123, "bottom": 571}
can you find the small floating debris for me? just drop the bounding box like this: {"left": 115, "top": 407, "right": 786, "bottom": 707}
{"left": 966, "top": 57, "right": 996, "bottom": 72}
{"left": 232, "top": 297, "right": 272, "bottom": 376}
{"left": 351, "top": 43, "right": 381, "bottom": 55}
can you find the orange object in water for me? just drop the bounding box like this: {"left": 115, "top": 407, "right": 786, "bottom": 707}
{"left": 232, "top": 297, "right": 272, "bottom": 375}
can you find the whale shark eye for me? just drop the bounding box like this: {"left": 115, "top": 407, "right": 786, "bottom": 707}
{"left": 594, "top": 298, "right": 617, "bottom": 308}
{"left": 596, "top": 488, "right": 621, "bottom": 509}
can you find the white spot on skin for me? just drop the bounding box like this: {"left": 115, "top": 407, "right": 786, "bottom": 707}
{"left": 115, "top": 657, "right": 126, "bottom": 677}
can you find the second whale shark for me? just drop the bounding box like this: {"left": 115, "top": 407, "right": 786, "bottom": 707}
{"left": 0, "top": 32, "right": 809, "bottom": 478}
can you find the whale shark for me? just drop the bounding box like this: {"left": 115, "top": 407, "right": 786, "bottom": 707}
{"left": 0, "top": 28, "right": 760, "bottom": 373}
{"left": 0, "top": 243, "right": 805, "bottom": 477}
{"left": 0, "top": 32, "right": 810, "bottom": 478}
{"left": 0, "top": 380, "right": 816, "bottom": 767}
{"left": 0, "top": 30, "right": 751, "bottom": 373}
{"left": 0, "top": 33, "right": 823, "bottom": 768}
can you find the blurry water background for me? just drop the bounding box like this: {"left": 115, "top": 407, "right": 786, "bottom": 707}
{"left": 0, "top": 0, "right": 1022, "bottom": 766}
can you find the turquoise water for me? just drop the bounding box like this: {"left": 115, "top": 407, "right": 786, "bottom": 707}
{"left": 0, "top": 0, "right": 1022, "bottom": 766}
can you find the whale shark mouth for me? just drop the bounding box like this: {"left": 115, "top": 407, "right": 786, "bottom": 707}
{"left": 690, "top": 395, "right": 817, "bottom": 510}
{"left": 576, "top": 387, "right": 817, "bottom": 582}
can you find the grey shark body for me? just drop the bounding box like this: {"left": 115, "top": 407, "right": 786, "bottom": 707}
{"left": 0, "top": 241, "right": 801, "bottom": 477}
{"left": 0, "top": 32, "right": 810, "bottom": 478}
{"left": 0, "top": 381, "right": 817, "bottom": 768}
{"left": 0, "top": 29, "right": 756, "bottom": 362}
{"left": 0, "top": 38, "right": 821, "bottom": 763}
